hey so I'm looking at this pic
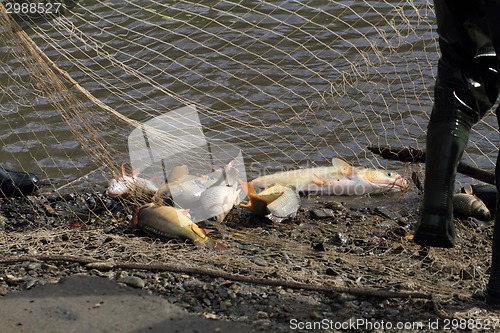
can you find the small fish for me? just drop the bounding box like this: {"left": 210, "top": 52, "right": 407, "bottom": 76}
{"left": 106, "top": 165, "right": 158, "bottom": 200}
{"left": 137, "top": 204, "right": 227, "bottom": 250}
{"left": 240, "top": 181, "right": 300, "bottom": 222}
{"left": 250, "top": 158, "right": 408, "bottom": 196}
{"left": 453, "top": 184, "right": 491, "bottom": 221}
{"left": 200, "top": 185, "right": 241, "bottom": 222}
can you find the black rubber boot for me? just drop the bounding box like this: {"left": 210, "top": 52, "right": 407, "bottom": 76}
{"left": 486, "top": 133, "right": 500, "bottom": 306}
{"left": 413, "top": 111, "right": 472, "bottom": 248}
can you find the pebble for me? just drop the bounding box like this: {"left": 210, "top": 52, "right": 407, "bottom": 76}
{"left": 252, "top": 257, "right": 268, "bottom": 267}
{"left": 309, "top": 209, "right": 335, "bottom": 220}
{"left": 257, "top": 311, "right": 269, "bottom": 319}
{"left": 330, "top": 232, "right": 348, "bottom": 245}
{"left": 24, "top": 279, "right": 39, "bottom": 290}
{"left": 25, "top": 262, "right": 42, "bottom": 271}
{"left": 4, "top": 274, "right": 24, "bottom": 285}
{"left": 386, "top": 308, "right": 400, "bottom": 316}
{"left": 86, "top": 262, "right": 115, "bottom": 272}
{"left": 117, "top": 276, "right": 145, "bottom": 289}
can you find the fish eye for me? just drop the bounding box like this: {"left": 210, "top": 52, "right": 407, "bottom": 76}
{"left": 387, "top": 172, "right": 392, "bottom": 177}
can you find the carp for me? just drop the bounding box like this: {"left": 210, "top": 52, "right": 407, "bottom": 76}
{"left": 453, "top": 184, "right": 491, "bottom": 221}
{"left": 250, "top": 158, "right": 408, "bottom": 196}
{"left": 137, "top": 204, "right": 227, "bottom": 250}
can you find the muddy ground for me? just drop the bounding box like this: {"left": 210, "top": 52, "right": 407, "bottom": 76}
{"left": 1, "top": 185, "right": 500, "bottom": 332}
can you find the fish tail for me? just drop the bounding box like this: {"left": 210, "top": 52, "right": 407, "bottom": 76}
{"left": 239, "top": 179, "right": 257, "bottom": 198}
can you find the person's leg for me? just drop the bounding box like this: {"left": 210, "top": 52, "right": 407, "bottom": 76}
{"left": 414, "top": 0, "right": 498, "bottom": 247}
{"left": 484, "top": 0, "right": 500, "bottom": 307}
{"left": 486, "top": 139, "right": 500, "bottom": 305}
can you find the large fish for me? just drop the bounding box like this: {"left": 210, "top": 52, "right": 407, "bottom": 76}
{"left": 453, "top": 184, "right": 491, "bottom": 221}
{"left": 240, "top": 181, "right": 300, "bottom": 222}
{"left": 137, "top": 204, "right": 227, "bottom": 250}
{"left": 250, "top": 158, "right": 408, "bottom": 196}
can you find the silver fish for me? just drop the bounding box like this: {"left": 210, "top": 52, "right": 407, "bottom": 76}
{"left": 200, "top": 185, "right": 241, "bottom": 222}
{"left": 107, "top": 166, "right": 158, "bottom": 200}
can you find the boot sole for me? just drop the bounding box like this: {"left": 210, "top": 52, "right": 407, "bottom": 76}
{"left": 413, "top": 214, "right": 455, "bottom": 248}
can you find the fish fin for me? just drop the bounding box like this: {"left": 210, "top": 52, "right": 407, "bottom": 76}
{"left": 249, "top": 191, "right": 283, "bottom": 204}
{"left": 312, "top": 173, "right": 329, "bottom": 186}
{"left": 462, "top": 184, "right": 473, "bottom": 195}
{"left": 331, "top": 158, "right": 352, "bottom": 169}
{"left": 239, "top": 179, "right": 257, "bottom": 198}
{"left": 120, "top": 164, "right": 127, "bottom": 177}
{"left": 205, "top": 238, "right": 228, "bottom": 250}
{"left": 331, "top": 158, "right": 357, "bottom": 176}
{"left": 191, "top": 223, "right": 209, "bottom": 239}
{"left": 130, "top": 168, "right": 141, "bottom": 177}
{"left": 202, "top": 228, "right": 215, "bottom": 234}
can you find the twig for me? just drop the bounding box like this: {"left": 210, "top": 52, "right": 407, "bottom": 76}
{"left": 0, "top": 254, "right": 432, "bottom": 300}
{"left": 367, "top": 146, "right": 495, "bottom": 185}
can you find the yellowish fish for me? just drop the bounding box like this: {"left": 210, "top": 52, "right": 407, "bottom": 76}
{"left": 453, "top": 184, "right": 491, "bottom": 221}
{"left": 250, "top": 158, "right": 408, "bottom": 196}
{"left": 240, "top": 181, "right": 300, "bottom": 222}
{"left": 137, "top": 204, "right": 227, "bottom": 250}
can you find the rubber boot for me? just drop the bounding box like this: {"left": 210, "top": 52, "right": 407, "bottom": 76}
{"left": 413, "top": 110, "right": 472, "bottom": 248}
{"left": 486, "top": 136, "right": 500, "bottom": 306}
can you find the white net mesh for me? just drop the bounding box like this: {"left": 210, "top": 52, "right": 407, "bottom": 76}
{"left": 3, "top": 2, "right": 500, "bottom": 323}
{"left": 0, "top": 1, "right": 498, "bottom": 207}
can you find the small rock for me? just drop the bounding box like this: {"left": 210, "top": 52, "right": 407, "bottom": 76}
{"left": 311, "top": 241, "right": 326, "bottom": 251}
{"left": 5, "top": 274, "right": 24, "bottom": 286}
{"left": 25, "top": 262, "right": 42, "bottom": 271}
{"left": 330, "top": 232, "right": 348, "bottom": 246}
{"left": 310, "top": 209, "right": 335, "bottom": 220}
{"left": 473, "top": 290, "right": 486, "bottom": 300}
{"left": 118, "top": 276, "right": 145, "bottom": 289}
{"left": 86, "top": 262, "right": 115, "bottom": 272}
{"left": 257, "top": 311, "right": 269, "bottom": 319}
{"left": 337, "top": 293, "right": 356, "bottom": 303}
{"left": 252, "top": 257, "right": 268, "bottom": 267}
{"left": 24, "top": 279, "right": 39, "bottom": 290}
{"left": 325, "top": 267, "right": 339, "bottom": 276}
{"left": 386, "top": 308, "right": 400, "bottom": 316}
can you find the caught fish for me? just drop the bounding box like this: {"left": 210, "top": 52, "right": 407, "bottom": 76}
{"left": 106, "top": 165, "right": 158, "bottom": 200}
{"left": 453, "top": 184, "right": 491, "bottom": 221}
{"left": 250, "top": 158, "right": 408, "bottom": 196}
{"left": 137, "top": 204, "right": 227, "bottom": 250}
{"left": 161, "top": 159, "right": 241, "bottom": 212}
{"left": 199, "top": 159, "right": 242, "bottom": 222}
{"left": 240, "top": 181, "right": 300, "bottom": 222}
{"left": 200, "top": 185, "right": 241, "bottom": 222}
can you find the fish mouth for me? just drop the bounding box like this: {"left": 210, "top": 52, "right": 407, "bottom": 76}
{"left": 392, "top": 176, "right": 409, "bottom": 189}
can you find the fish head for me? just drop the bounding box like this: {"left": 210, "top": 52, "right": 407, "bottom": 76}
{"left": 106, "top": 176, "right": 134, "bottom": 198}
{"left": 471, "top": 196, "right": 492, "bottom": 220}
{"left": 361, "top": 169, "right": 409, "bottom": 190}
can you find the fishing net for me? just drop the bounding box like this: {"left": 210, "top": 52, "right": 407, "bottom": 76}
{"left": 0, "top": 1, "right": 499, "bottom": 320}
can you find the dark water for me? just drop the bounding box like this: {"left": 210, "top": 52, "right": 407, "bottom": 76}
{"left": 0, "top": 0, "right": 497, "bottom": 188}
